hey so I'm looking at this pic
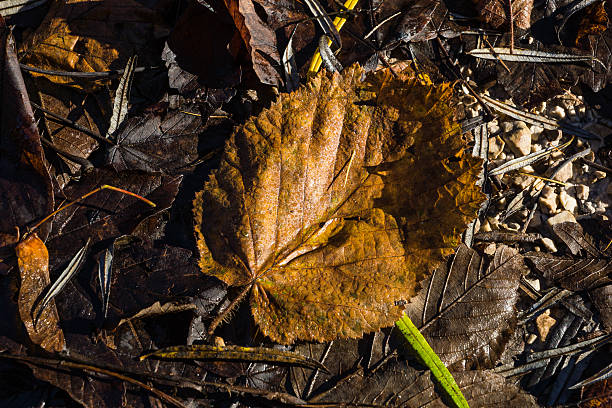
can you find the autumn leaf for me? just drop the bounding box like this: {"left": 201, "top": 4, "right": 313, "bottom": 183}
{"left": 18, "top": 0, "right": 165, "bottom": 90}
{"left": 15, "top": 234, "right": 65, "bottom": 353}
{"left": 194, "top": 65, "right": 485, "bottom": 344}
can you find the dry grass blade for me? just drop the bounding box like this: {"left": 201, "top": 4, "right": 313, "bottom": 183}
{"left": 468, "top": 47, "right": 605, "bottom": 69}
{"left": 98, "top": 245, "right": 114, "bottom": 319}
{"left": 488, "top": 138, "right": 573, "bottom": 177}
{"left": 107, "top": 55, "right": 137, "bottom": 138}
{"left": 140, "top": 344, "right": 329, "bottom": 372}
{"left": 34, "top": 238, "right": 91, "bottom": 325}
{"left": 479, "top": 94, "right": 600, "bottom": 140}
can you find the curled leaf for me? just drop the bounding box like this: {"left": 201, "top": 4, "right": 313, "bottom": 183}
{"left": 194, "top": 65, "right": 485, "bottom": 344}
{"left": 15, "top": 234, "right": 65, "bottom": 352}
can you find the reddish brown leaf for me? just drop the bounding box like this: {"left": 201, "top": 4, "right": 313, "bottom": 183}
{"left": 15, "top": 234, "right": 65, "bottom": 353}
{"left": 194, "top": 65, "right": 485, "bottom": 344}
{"left": 476, "top": 0, "right": 534, "bottom": 29}
{"left": 224, "top": 0, "right": 283, "bottom": 85}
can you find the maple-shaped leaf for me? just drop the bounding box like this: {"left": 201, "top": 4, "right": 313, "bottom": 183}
{"left": 194, "top": 65, "right": 484, "bottom": 344}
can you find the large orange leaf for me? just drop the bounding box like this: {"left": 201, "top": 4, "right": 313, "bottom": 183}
{"left": 194, "top": 65, "right": 485, "bottom": 344}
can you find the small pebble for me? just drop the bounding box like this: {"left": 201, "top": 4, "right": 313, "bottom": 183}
{"left": 507, "top": 121, "right": 532, "bottom": 156}
{"left": 550, "top": 106, "right": 565, "bottom": 119}
{"left": 484, "top": 243, "right": 496, "bottom": 255}
{"left": 575, "top": 185, "right": 589, "bottom": 200}
{"left": 526, "top": 333, "right": 538, "bottom": 345}
{"left": 488, "top": 136, "right": 505, "bottom": 160}
{"left": 505, "top": 222, "right": 520, "bottom": 231}
{"left": 540, "top": 237, "right": 557, "bottom": 252}
{"left": 539, "top": 186, "right": 558, "bottom": 214}
{"left": 558, "top": 190, "right": 577, "bottom": 213}
{"left": 501, "top": 122, "right": 514, "bottom": 133}
{"left": 593, "top": 171, "right": 607, "bottom": 181}
{"left": 536, "top": 310, "right": 557, "bottom": 342}
{"left": 554, "top": 162, "right": 573, "bottom": 183}
{"left": 547, "top": 210, "right": 577, "bottom": 226}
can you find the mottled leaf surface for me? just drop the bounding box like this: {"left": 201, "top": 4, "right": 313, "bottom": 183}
{"left": 194, "top": 65, "right": 484, "bottom": 344}
{"left": 405, "top": 244, "right": 526, "bottom": 370}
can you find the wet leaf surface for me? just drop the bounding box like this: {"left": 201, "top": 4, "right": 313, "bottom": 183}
{"left": 194, "top": 65, "right": 484, "bottom": 344}
{"left": 15, "top": 234, "right": 65, "bottom": 352}
{"left": 405, "top": 244, "right": 527, "bottom": 370}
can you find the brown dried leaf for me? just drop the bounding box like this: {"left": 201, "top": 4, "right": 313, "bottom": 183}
{"left": 15, "top": 234, "right": 65, "bottom": 353}
{"left": 194, "top": 65, "right": 485, "bottom": 344}
{"left": 224, "top": 0, "right": 282, "bottom": 85}
{"left": 405, "top": 244, "right": 527, "bottom": 370}
{"left": 590, "top": 284, "right": 612, "bottom": 330}
{"left": 476, "top": 0, "right": 534, "bottom": 29}
{"left": 524, "top": 252, "right": 611, "bottom": 291}
{"left": 18, "top": 0, "right": 165, "bottom": 90}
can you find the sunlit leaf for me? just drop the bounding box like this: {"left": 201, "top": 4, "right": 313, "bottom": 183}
{"left": 194, "top": 64, "right": 485, "bottom": 344}
{"left": 15, "top": 234, "right": 65, "bottom": 352}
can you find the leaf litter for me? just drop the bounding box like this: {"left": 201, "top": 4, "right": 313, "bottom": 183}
{"left": 2, "top": 0, "right": 612, "bottom": 406}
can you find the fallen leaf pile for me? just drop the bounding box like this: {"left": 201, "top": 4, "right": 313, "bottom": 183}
{"left": 194, "top": 64, "right": 485, "bottom": 344}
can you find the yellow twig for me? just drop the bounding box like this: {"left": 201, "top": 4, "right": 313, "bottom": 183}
{"left": 308, "top": 0, "right": 359, "bottom": 75}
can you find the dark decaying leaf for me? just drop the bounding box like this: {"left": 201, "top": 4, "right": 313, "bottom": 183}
{"left": 313, "top": 359, "right": 538, "bottom": 406}
{"left": 105, "top": 105, "right": 210, "bottom": 173}
{"left": 45, "top": 168, "right": 181, "bottom": 270}
{"left": 524, "top": 253, "right": 611, "bottom": 291}
{"left": 164, "top": 0, "right": 241, "bottom": 92}
{"left": 392, "top": 0, "right": 460, "bottom": 44}
{"left": 194, "top": 65, "right": 485, "bottom": 344}
{"left": 224, "top": 0, "right": 282, "bottom": 85}
{"left": 496, "top": 43, "right": 583, "bottom": 108}
{"left": 0, "top": 17, "right": 53, "bottom": 248}
{"left": 15, "top": 234, "right": 65, "bottom": 352}
{"left": 551, "top": 221, "right": 605, "bottom": 257}
{"left": 580, "top": 378, "right": 612, "bottom": 408}
{"left": 578, "top": 1, "right": 612, "bottom": 92}
{"left": 590, "top": 284, "right": 612, "bottom": 330}
{"left": 476, "top": 0, "right": 534, "bottom": 29}
{"left": 101, "top": 235, "right": 218, "bottom": 328}
{"left": 18, "top": 0, "right": 166, "bottom": 90}
{"left": 405, "top": 244, "right": 527, "bottom": 370}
